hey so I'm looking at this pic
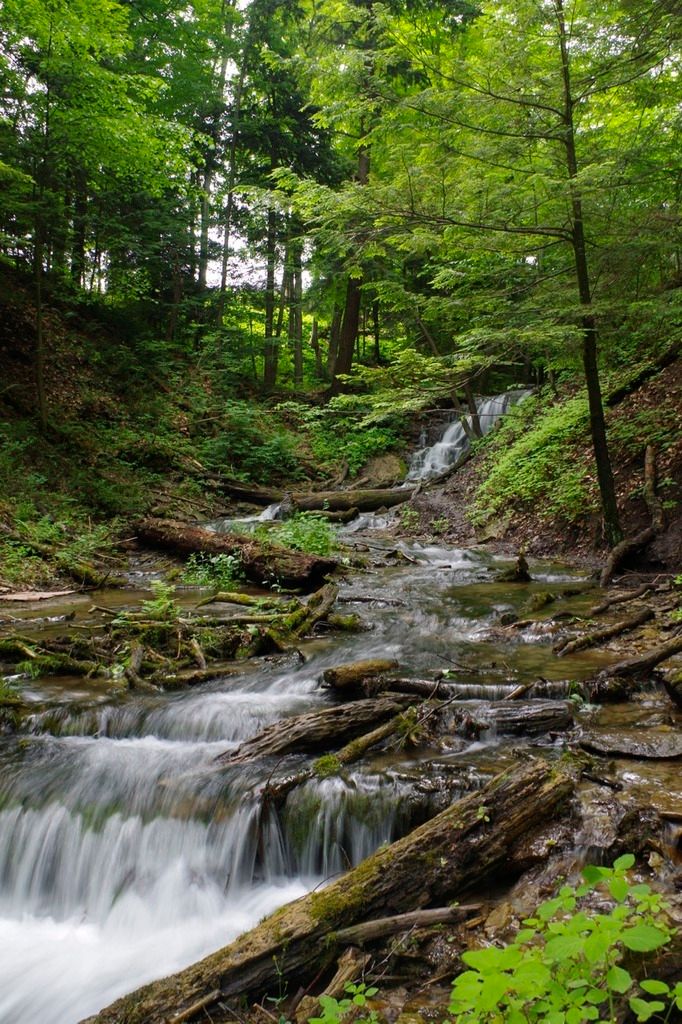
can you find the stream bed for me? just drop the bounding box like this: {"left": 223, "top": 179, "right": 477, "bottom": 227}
{"left": 0, "top": 539, "right": 679, "bottom": 1024}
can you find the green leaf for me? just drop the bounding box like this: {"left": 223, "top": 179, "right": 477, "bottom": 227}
{"left": 629, "top": 997, "right": 666, "bottom": 1021}
{"left": 606, "top": 966, "right": 633, "bottom": 994}
{"left": 621, "top": 925, "right": 669, "bottom": 952}
{"left": 613, "top": 853, "right": 635, "bottom": 871}
{"left": 639, "top": 980, "right": 669, "bottom": 995}
{"left": 608, "top": 876, "right": 629, "bottom": 902}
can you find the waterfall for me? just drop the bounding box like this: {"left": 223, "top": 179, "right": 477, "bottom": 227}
{"left": 406, "top": 389, "right": 531, "bottom": 482}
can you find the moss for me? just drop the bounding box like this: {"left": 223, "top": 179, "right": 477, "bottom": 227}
{"left": 313, "top": 754, "right": 342, "bottom": 778}
{"left": 327, "top": 612, "right": 363, "bottom": 632}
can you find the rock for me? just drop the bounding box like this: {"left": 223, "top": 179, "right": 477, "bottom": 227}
{"left": 579, "top": 729, "right": 682, "bottom": 760}
{"left": 356, "top": 454, "right": 407, "bottom": 489}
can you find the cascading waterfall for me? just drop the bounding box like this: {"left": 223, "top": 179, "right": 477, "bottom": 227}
{"left": 0, "top": 538, "right": 601, "bottom": 1024}
{"left": 406, "top": 389, "right": 532, "bottom": 481}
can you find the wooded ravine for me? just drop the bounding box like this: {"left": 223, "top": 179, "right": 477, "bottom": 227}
{"left": 0, "top": 1, "right": 681, "bottom": 1022}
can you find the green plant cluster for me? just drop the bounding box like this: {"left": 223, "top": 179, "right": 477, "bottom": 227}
{"left": 258, "top": 513, "right": 337, "bottom": 557}
{"left": 181, "top": 552, "right": 243, "bottom": 589}
{"left": 200, "top": 401, "right": 303, "bottom": 483}
{"left": 448, "top": 855, "right": 681, "bottom": 1024}
{"left": 308, "top": 983, "right": 379, "bottom": 1024}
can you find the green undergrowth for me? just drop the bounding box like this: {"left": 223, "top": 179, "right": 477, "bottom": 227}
{"left": 472, "top": 391, "right": 596, "bottom": 526}
{"left": 257, "top": 512, "right": 338, "bottom": 556}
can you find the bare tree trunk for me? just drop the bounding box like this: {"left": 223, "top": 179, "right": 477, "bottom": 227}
{"left": 332, "top": 145, "right": 370, "bottom": 387}
{"left": 263, "top": 206, "right": 278, "bottom": 390}
{"left": 310, "top": 318, "right": 325, "bottom": 380}
{"left": 372, "top": 298, "right": 380, "bottom": 362}
{"left": 327, "top": 303, "right": 342, "bottom": 377}
{"left": 555, "top": 0, "right": 622, "bottom": 548}
{"left": 292, "top": 239, "right": 304, "bottom": 385}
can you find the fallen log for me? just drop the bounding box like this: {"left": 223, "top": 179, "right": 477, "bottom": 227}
{"left": 444, "top": 699, "right": 574, "bottom": 737}
{"left": 136, "top": 518, "right": 337, "bottom": 589}
{"left": 321, "top": 658, "right": 400, "bottom": 693}
{"left": 81, "top": 759, "right": 575, "bottom": 1024}
{"left": 334, "top": 904, "right": 481, "bottom": 946}
{"left": 554, "top": 607, "right": 654, "bottom": 657}
{"left": 214, "top": 481, "right": 415, "bottom": 513}
{"left": 215, "top": 695, "right": 416, "bottom": 765}
{"left": 262, "top": 710, "right": 417, "bottom": 804}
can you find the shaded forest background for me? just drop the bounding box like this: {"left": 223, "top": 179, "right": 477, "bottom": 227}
{"left": 0, "top": 0, "right": 680, "bottom": 583}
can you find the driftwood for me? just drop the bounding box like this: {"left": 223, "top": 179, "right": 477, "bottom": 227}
{"left": 446, "top": 699, "right": 574, "bottom": 736}
{"left": 600, "top": 445, "right": 663, "bottom": 587}
{"left": 294, "top": 948, "right": 371, "bottom": 1024}
{"left": 136, "top": 518, "right": 337, "bottom": 589}
{"left": 215, "top": 695, "right": 416, "bottom": 765}
{"left": 554, "top": 607, "right": 654, "bottom": 657}
{"left": 215, "top": 481, "right": 414, "bottom": 512}
{"left": 82, "top": 760, "right": 575, "bottom": 1024}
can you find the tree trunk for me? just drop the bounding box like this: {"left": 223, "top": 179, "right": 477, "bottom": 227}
{"left": 327, "top": 303, "right": 342, "bottom": 378}
{"left": 555, "top": 0, "right": 622, "bottom": 548}
{"left": 70, "top": 166, "right": 87, "bottom": 287}
{"left": 263, "top": 206, "right": 278, "bottom": 390}
{"left": 136, "top": 518, "right": 337, "bottom": 589}
{"left": 82, "top": 761, "right": 574, "bottom": 1024}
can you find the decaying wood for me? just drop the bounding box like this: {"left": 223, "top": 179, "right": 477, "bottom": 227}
{"left": 294, "top": 948, "right": 370, "bottom": 1024}
{"left": 262, "top": 711, "right": 415, "bottom": 805}
{"left": 589, "top": 582, "right": 657, "bottom": 616}
{"left": 600, "top": 446, "right": 663, "bottom": 587}
{"left": 554, "top": 607, "right": 654, "bottom": 657}
{"left": 82, "top": 760, "right": 575, "bottom": 1024}
{"left": 321, "top": 658, "right": 400, "bottom": 693}
{"left": 216, "top": 696, "right": 416, "bottom": 765}
{"left": 136, "top": 518, "right": 337, "bottom": 589}
{"left": 195, "top": 592, "right": 300, "bottom": 611}
{"left": 308, "top": 507, "right": 359, "bottom": 523}
{"left": 443, "top": 699, "right": 574, "bottom": 737}
{"left": 215, "top": 481, "right": 415, "bottom": 512}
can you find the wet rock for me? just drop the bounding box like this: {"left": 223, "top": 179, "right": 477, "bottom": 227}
{"left": 579, "top": 730, "right": 682, "bottom": 760}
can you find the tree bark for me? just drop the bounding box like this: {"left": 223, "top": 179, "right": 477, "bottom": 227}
{"left": 263, "top": 206, "right": 278, "bottom": 390}
{"left": 81, "top": 760, "right": 574, "bottom": 1024}
{"left": 136, "top": 518, "right": 337, "bottom": 589}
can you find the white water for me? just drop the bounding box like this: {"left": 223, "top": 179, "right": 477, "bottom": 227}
{"left": 406, "top": 389, "right": 532, "bottom": 481}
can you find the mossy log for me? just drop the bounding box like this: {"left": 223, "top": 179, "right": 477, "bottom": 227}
{"left": 215, "top": 695, "right": 416, "bottom": 765}
{"left": 321, "top": 658, "right": 400, "bottom": 693}
{"left": 554, "top": 607, "right": 655, "bottom": 657}
{"left": 136, "top": 518, "right": 337, "bottom": 589}
{"left": 82, "top": 760, "right": 574, "bottom": 1024}
{"left": 262, "top": 710, "right": 416, "bottom": 804}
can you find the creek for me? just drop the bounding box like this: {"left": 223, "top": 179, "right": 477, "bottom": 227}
{"left": 0, "top": 543, "right": 679, "bottom": 1021}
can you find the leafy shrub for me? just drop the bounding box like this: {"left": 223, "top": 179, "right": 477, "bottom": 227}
{"left": 181, "top": 552, "right": 243, "bottom": 589}
{"left": 140, "top": 581, "right": 179, "bottom": 622}
{"left": 200, "top": 400, "right": 302, "bottom": 482}
{"left": 260, "top": 513, "right": 337, "bottom": 556}
{"left": 448, "top": 854, "right": 681, "bottom": 1024}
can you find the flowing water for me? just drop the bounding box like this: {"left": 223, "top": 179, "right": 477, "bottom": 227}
{"left": 0, "top": 540, "right": 678, "bottom": 1023}
{"left": 406, "top": 390, "right": 532, "bottom": 481}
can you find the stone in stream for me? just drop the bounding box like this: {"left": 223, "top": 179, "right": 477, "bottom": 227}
{"left": 579, "top": 730, "right": 682, "bottom": 760}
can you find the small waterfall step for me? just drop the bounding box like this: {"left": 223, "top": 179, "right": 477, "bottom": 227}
{"left": 407, "top": 388, "right": 531, "bottom": 482}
